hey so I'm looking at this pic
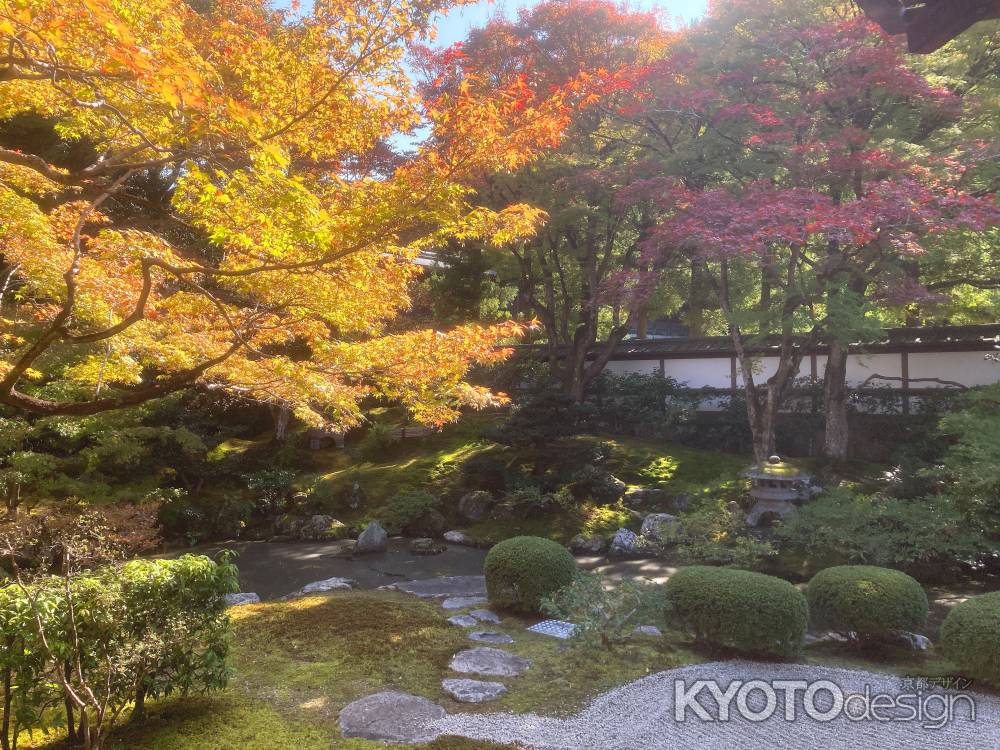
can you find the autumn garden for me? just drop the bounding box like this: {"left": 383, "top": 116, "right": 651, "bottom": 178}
{"left": 1, "top": 0, "right": 1000, "bottom": 748}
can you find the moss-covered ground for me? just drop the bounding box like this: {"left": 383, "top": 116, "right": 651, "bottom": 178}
{"left": 24, "top": 584, "right": 972, "bottom": 750}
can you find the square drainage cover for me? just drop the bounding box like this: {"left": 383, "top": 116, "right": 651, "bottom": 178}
{"left": 527, "top": 619, "right": 577, "bottom": 639}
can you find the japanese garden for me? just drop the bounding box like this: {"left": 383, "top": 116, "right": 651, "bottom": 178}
{"left": 1, "top": 0, "right": 1000, "bottom": 748}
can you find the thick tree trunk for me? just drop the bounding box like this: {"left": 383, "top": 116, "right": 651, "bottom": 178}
{"left": 823, "top": 340, "right": 850, "bottom": 459}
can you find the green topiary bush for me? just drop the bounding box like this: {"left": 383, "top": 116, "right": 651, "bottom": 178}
{"left": 663, "top": 566, "right": 808, "bottom": 658}
{"left": 807, "top": 565, "right": 927, "bottom": 640}
{"left": 484, "top": 535, "right": 577, "bottom": 614}
{"left": 941, "top": 592, "right": 1000, "bottom": 687}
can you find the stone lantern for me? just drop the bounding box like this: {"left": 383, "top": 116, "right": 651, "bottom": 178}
{"left": 743, "top": 455, "right": 819, "bottom": 527}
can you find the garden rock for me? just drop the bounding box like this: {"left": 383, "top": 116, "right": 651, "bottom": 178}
{"left": 634, "top": 625, "right": 663, "bottom": 637}
{"left": 444, "top": 530, "right": 477, "bottom": 546}
{"left": 356, "top": 521, "right": 388, "bottom": 553}
{"left": 569, "top": 534, "right": 607, "bottom": 555}
{"left": 894, "top": 631, "right": 931, "bottom": 651}
{"left": 442, "top": 678, "right": 508, "bottom": 704}
{"left": 458, "top": 491, "right": 495, "bottom": 522}
{"left": 410, "top": 538, "right": 446, "bottom": 556}
{"left": 608, "top": 528, "right": 657, "bottom": 559}
{"left": 300, "top": 514, "right": 350, "bottom": 541}
{"left": 623, "top": 488, "right": 666, "bottom": 507}
{"left": 450, "top": 647, "right": 532, "bottom": 677}
{"left": 595, "top": 474, "right": 628, "bottom": 503}
{"left": 442, "top": 596, "right": 489, "bottom": 610}
{"left": 448, "top": 614, "right": 479, "bottom": 628}
{"left": 469, "top": 631, "right": 514, "bottom": 644}
{"left": 282, "top": 577, "right": 355, "bottom": 599}
{"left": 224, "top": 592, "right": 260, "bottom": 607}
{"left": 640, "top": 513, "right": 681, "bottom": 544}
{"left": 339, "top": 690, "right": 445, "bottom": 743}
{"left": 469, "top": 609, "right": 501, "bottom": 624}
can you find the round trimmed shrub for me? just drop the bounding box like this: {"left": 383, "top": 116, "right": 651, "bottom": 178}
{"left": 484, "top": 536, "right": 577, "bottom": 614}
{"left": 663, "top": 566, "right": 808, "bottom": 658}
{"left": 807, "top": 565, "right": 927, "bottom": 639}
{"left": 941, "top": 592, "right": 1000, "bottom": 687}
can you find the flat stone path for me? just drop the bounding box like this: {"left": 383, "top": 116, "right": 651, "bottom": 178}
{"left": 431, "top": 661, "right": 1000, "bottom": 749}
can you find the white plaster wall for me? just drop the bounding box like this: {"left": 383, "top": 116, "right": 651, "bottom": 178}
{"left": 845, "top": 353, "right": 904, "bottom": 386}
{"left": 664, "top": 358, "right": 732, "bottom": 389}
{"left": 605, "top": 359, "right": 660, "bottom": 377}
{"left": 907, "top": 351, "right": 999, "bottom": 388}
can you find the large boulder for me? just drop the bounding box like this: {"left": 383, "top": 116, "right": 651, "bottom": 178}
{"left": 640, "top": 513, "right": 681, "bottom": 544}
{"left": 356, "top": 521, "right": 388, "bottom": 553}
{"left": 623, "top": 488, "right": 667, "bottom": 507}
{"left": 595, "top": 474, "right": 627, "bottom": 504}
{"left": 608, "top": 528, "right": 656, "bottom": 559}
{"left": 458, "top": 491, "right": 495, "bottom": 522}
{"left": 339, "top": 691, "right": 445, "bottom": 743}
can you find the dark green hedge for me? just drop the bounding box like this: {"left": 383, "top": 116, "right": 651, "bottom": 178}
{"left": 941, "top": 591, "right": 1000, "bottom": 687}
{"left": 807, "top": 565, "right": 927, "bottom": 639}
{"left": 663, "top": 566, "right": 808, "bottom": 658}
{"left": 484, "top": 535, "right": 577, "bottom": 614}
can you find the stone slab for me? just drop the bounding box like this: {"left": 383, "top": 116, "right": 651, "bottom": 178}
{"left": 339, "top": 690, "right": 445, "bottom": 743}
{"left": 394, "top": 575, "right": 487, "bottom": 599}
{"left": 449, "top": 647, "right": 531, "bottom": 677}
{"left": 442, "top": 678, "right": 508, "bottom": 704}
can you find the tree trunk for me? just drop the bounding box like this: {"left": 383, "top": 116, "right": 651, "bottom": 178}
{"left": 2, "top": 654, "right": 12, "bottom": 750}
{"left": 130, "top": 684, "right": 146, "bottom": 724}
{"left": 271, "top": 404, "right": 290, "bottom": 442}
{"left": 823, "top": 339, "right": 850, "bottom": 459}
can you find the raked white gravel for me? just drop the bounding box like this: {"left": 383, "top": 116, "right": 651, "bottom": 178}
{"left": 430, "top": 661, "right": 1000, "bottom": 750}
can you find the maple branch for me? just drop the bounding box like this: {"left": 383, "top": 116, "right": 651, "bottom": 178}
{"left": 0, "top": 340, "right": 243, "bottom": 416}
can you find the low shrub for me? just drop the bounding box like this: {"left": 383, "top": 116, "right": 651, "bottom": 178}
{"left": 358, "top": 422, "right": 401, "bottom": 462}
{"left": 663, "top": 566, "right": 808, "bottom": 658}
{"left": 675, "top": 501, "right": 775, "bottom": 569}
{"left": 777, "top": 488, "right": 985, "bottom": 579}
{"left": 940, "top": 592, "right": 1000, "bottom": 687}
{"left": 807, "top": 565, "right": 927, "bottom": 641}
{"left": 541, "top": 571, "right": 665, "bottom": 650}
{"left": 372, "top": 489, "right": 441, "bottom": 535}
{"left": 485, "top": 535, "right": 577, "bottom": 614}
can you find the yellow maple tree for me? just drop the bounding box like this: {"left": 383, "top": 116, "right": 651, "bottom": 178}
{"left": 0, "top": 0, "right": 576, "bottom": 428}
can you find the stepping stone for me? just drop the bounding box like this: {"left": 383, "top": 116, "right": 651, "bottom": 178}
{"left": 394, "top": 575, "right": 487, "bottom": 598}
{"left": 442, "top": 678, "right": 508, "bottom": 704}
{"left": 223, "top": 592, "right": 260, "bottom": 607}
{"left": 469, "top": 608, "right": 501, "bottom": 623}
{"left": 448, "top": 614, "right": 478, "bottom": 628}
{"left": 450, "top": 647, "right": 532, "bottom": 677}
{"left": 442, "top": 596, "right": 488, "bottom": 610}
{"left": 469, "top": 631, "right": 514, "bottom": 645}
{"left": 339, "top": 690, "right": 444, "bottom": 743}
{"left": 281, "top": 577, "right": 355, "bottom": 600}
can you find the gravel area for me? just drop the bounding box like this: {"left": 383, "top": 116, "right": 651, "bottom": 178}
{"left": 431, "top": 661, "right": 1000, "bottom": 750}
